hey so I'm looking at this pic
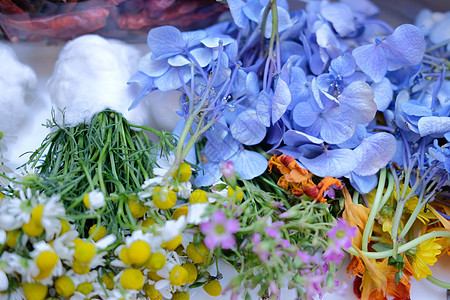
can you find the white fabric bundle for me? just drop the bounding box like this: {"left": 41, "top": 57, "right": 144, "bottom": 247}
{"left": 0, "top": 43, "right": 37, "bottom": 134}
{"left": 48, "top": 34, "right": 151, "bottom": 127}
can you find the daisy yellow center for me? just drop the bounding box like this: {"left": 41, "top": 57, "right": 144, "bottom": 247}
{"left": 101, "top": 272, "right": 115, "bottom": 290}
{"left": 169, "top": 265, "right": 188, "bottom": 286}
{"left": 72, "top": 260, "right": 90, "bottom": 275}
{"left": 23, "top": 282, "right": 48, "bottom": 300}
{"left": 172, "top": 162, "right": 192, "bottom": 182}
{"left": 189, "top": 189, "right": 208, "bottom": 204}
{"left": 203, "top": 280, "right": 222, "bottom": 297}
{"left": 128, "top": 240, "right": 151, "bottom": 265}
{"left": 74, "top": 241, "right": 96, "bottom": 264}
{"left": 143, "top": 283, "right": 161, "bottom": 299}
{"left": 172, "top": 206, "right": 189, "bottom": 220}
{"left": 88, "top": 224, "right": 107, "bottom": 242}
{"left": 172, "top": 291, "right": 190, "bottom": 300}
{"left": 182, "top": 262, "right": 198, "bottom": 284}
{"left": 36, "top": 251, "right": 58, "bottom": 272}
{"left": 186, "top": 242, "right": 209, "bottom": 264}
{"left": 127, "top": 198, "right": 148, "bottom": 218}
{"left": 120, "top": 269, "right": 144, "bottom": 290}
{"left": 22, "top": 220, "right": 44, "bottom": 237}
{"left": 82, "top": 193, "right": 91, "bottom": 209}
{"left": 227, "top": 186, "right": 243, "bottom": 201}
{"left": 59, "top": 219, "right": 71, "bottom": 236}
{"left": 152, "top": 186, "right": 177, "bottom": 210}
{"left": 55, "top": 275, "right": 75, "bottom": 297}
{"left": 31, "top": 205, "right": 44, "bottom": 226}
{"left": 77, "top": 282, "right": 94, "bottom": 296}
{"left": 141, "top": 217, "right": 156, "bottom": 227}
{"left": 161, "top": 234, "right": 182, "bottom": 251}
{"left": 119, "top": 247, "right": 133, "bottom": 265}
{"left": 145, "top": 252, "right": 166, "bottom": 271}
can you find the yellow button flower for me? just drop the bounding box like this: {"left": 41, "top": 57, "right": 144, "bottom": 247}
{"left": 74, "top": 241, "right": 96, "bottom": 264}
{"left": 55, "top": 275, "right": 76, "bottom": 297}
{"left": 145, "top": 252, "right": 166, "bottom": 271}
{"left": 128, "top": 240, "right": 151, "bottom": 265}
{"left": 77, "top": 282, "right": 94, "bottom": 296}
{"left": 23, "top": 282, "right": 48, "bottom": 300}
{"left": 172, "top": 162, "right": 192, "bottom": 182}
{"left": 127, "top": 197, "right": 148, "bottom": 218}
{"left": 169, "top": 265, "right": 188, "bottom": 286}
{"left": 189, "top": 189, "right": 208, "bottom": 204}
{"left": 88, "top": 224, "right": 107, "bottom": 242}
{"left": 152, "top": 186, "right": 177, "bottom": 210}
{"left": 182, "top": 262, "right": 198, "bottom": 284}
{"left": 101, "top": 272, "right": 115, "bottom": 290}
{"left": 161, "top": 234, "right": 182, "bottom": 251}
{"left": 172, "top": 291, "right": 190, "bottom": 300}
{"left": 203, "top": 280, "right": 222, "bottom": 297}
{"left": 120, "top": 269, "right": 144, "bottom": 290}
{"left": 186, "top": 242, "right": 209, "bottom": 264}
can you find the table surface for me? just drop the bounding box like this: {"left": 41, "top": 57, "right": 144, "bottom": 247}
{"left": 3, "top": 20, "right": 450, "bottom": 300}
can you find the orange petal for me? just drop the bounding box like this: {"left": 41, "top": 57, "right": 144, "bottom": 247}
{"left": 347, "top": 255, "right": 365, "bottom": 278}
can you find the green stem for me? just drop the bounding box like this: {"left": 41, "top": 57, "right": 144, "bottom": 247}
{"left": 347, "top": 231, "right": 450, "bottom": 259}
{"left": 362, "top": 168, "right": 386, "bottom": 252}
{"left": 426, "top": 275, "right": 450, "bottom": 289}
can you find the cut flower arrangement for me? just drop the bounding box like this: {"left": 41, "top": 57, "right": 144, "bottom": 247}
{"left": 0, "top": 0, "right": 449, "bottom": 300}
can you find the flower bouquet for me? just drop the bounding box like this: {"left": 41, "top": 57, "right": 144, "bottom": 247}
{"left": 0, "top": 0, "right": 449, "bottom": 300}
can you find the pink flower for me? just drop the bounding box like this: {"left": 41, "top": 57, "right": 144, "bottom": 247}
{"left": 200, "top": 210, "right": 240, "bottom": 250}
{"left": 220, "top": 161, "right": 235, "bottom": 180}
{"left": 327, "top": 218, "right": 356, "bottom": 249}
{"left": 304, "top": 273, "right": 326, "bottom": 300}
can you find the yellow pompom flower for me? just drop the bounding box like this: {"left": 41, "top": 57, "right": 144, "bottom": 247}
{"left": 119, "top": 247, "right": 133, "bottom": 265}
{"left": 23, "top": 282, "right": 48, "bottom": 300}
{"left": 144, "top": 284, "right": 162, "bottom": 300}
{"left": 59, "top": 219, "right": 71, "bottom": 236}
{"left": 88, "top": 224, "right": 107, "bottom": 242}
{"left": 169, "top": 265, "right": 188, "bottom": 286}
{"left": 227, "top": 186, "right": 243, "bottom": 201}
{"left": 152, "top": 186, "right": 177, "bottom": 210}
{"left": 189, "top": 189, "right": 208, "bottom": 204}
{"left": 72, "top": 260, "right": 90, "bottom": 275}
{"left": 35, "top": 251, "right": 58, "bottom": 279}
{"left": 172, "top": 162, "right": 192, "bottom": 182}
{"left": 55, "top": 275, "right": 76, "bottom": 297}
{"left": 162, "top": 234, "right": 182, "bottom": 251}
{"left": 182, "top": 263, "right": 198, "bottom": 284}
{"left": 101, "top": 272, "right": 115, "bottom": 290}
{"left": 172, "top": 291, "right": 190, "bottom": 300}
{"left": 6, "top": 230, "right": 20, "bottom": 247}
{"left": 186, "top": 242, "right": 209, "bottom": 264}
{"left": 145, "top": 252, "right": 166, "bottom": 271}
{"left": 141, "top": 217, "right": 156, "bottom": 227}
{"left": 77, "top": 282, "right": 94, "bottom": 296}
{"left": 172, "top": 206, "right": 189, "bottom": 220}
{"left": 128, "top": 240, "right": 151, "bottom": 265}
{"left": 22, "top": 213, "right": 44, "bottom": 237}
{"left": 120, "top": 269, "right": 144, "bottom": 290}
{"left": 127, "top": 197, "right": 148, "bottom": 218}
{"left": 203, "top": 280, "right": 222, "bottom": 297}
{"left": 74, "top": 241, "right": 96, "bottom": 264}
{"left": 407, "top": 237, "right": 442, "bottom": 281}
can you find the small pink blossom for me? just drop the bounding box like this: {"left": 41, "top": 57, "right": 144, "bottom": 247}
{"left": 200, "top": 210, "right": 240, "bottom": 250}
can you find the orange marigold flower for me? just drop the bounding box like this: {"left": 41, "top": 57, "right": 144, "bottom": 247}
{"left": 268, "top": 154, "right": 341, "bottom": 203}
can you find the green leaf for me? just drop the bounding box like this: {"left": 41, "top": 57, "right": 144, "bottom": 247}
{"left": 371, "top": 242, "right": 393, "bottom": 252}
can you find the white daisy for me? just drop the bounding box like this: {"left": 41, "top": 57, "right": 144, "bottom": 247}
{"left": 28, "top": 241, "right": 64, "bottom": 285}
{"left": 83, "top": 189, "right": 105, "bottom": 211}
{"left": 41, "top": 194, "right": 65, "bottom": 241}
{"left": 158, "top": 216, "right": 187, "bottom": 242}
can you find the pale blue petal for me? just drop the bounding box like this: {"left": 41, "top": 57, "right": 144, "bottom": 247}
{"left": 256, "top": 90, "right": 271, "bottom": 127}
{"left": 139, "top": 53, "right": 169, "bottom": 77}
{"left": 371, "top": 77, "right": 393, "bottom": 111}
{"left": 194, "top": 162, "right": 222, "bottom": 187}
{"left": 168, "top": 55, "right": 190, "bottom": 67}
{"left": 337, "top": 124, "right": 366, "bottom": 149}
{"left": 147, "top": 26, "right": 185, "bottom": 60}
{"left": 230, "top": 110, "right": 266, "bottom": 145}
{"left": 352, "top": 44, "right": 387, "bottom": 83}
{"left": 182, "top": 30, "right": 207, "bottom": 48}
{"left": 243, "top": 0, "right": 263, "bottom": 23}
{"left": 298, "top": 148, "right": 358, "bottom": 177}
{"left": 246, "top": 72, "right": 260, "bottom": 102}
{"left": 228, "top": 0, "right": 249, "bottom": 28}
{"left": 418, "top": 117, "right": 450, "bottom": 137}
{"left": 201, "top": 36, "right": 235, "bottom": 48}
{"left": 283, "top": 130, "right": 324, "bottom": 146}
{"left": 320, "top": 107, "right": 355, "bottom": 144}
{"left": 321, "top": 2, "right": 356, "bottom": 37}
{"left": 401, "top": 101, "right": 432, "bottom": 117}
{"left": 339, "top": 81, "right": 377, "bottom": 123}
{"left": 264, "top": 8, "right": 292, "bottom": 38}
{"left": 190, "top": 48, "right": 212, "bottom": 67}
{"left": 230, "top": 149, "right": 268, "bottom": 180}
{"left": 382, "top": 24, "right": 425, "bottom": 70}
{"left": 349, "top": 173, "right": 378, "bottom": 194}
{"left": 154, "top": 67, "right": 190, "bottom": 91}
{"left": 330, "top": 53, "right": 355, "bottom": 77}
{"left": 353, "top": 132, "right": 397, "bottom": 176}
{"left": 292, "top": 102, "right": 319, "bottom": 127}
{"left": 272, "top": 78, "right": 291, "bottom": 124}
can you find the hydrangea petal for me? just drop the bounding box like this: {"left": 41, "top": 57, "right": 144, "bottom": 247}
{"left": 201, "top": 36, "right": 235, "bottom": 48}
{"left": 418, "top": 116, "right": 450, "bottom": 137}
{"left": 230, "top": 109, "right": 266, "bottom": 145}
{"left": 371, "top": 78, "right": 393, "bottom": 111}
{"left": 154, "top": 67, "right": 190, "bottom": 91}
{"left": 339, "top": 81, "right": 376, "bottom": 123}
{"left": 283, "top": 130, "right": 324, "bottom": 146}
{"left": 227, "top": 0, "right": 249, "bottom": 28}
{"left": 272, "top": 78, "right": 291, "bottom": 124}
{"left": 147, "top": 26, "right": 185, "bottom": 60}
{"left": 230, "top": 149, "right": 268, "bottom": 180}
{"left": 321, "top": 2, "right": 356, "bottom": 37}
{"left": 256, "top": 90, "right": 271, "bottom": 127}
{"left": 353, "top": 132, "right": 397, "bottom": 176}
{"left": 292, "top": 102, "right": 319, "bottom": 127}
{"left": 349, "top": 173, "right": 378, "bottom": 194}
{"left": 138, "top": 53, "right": 169, "bottom": 77}
{"left": 320, "top": 107, "right": 355, "bottom": 144}
{"left": 298, "top": 148, "right": 358, "bottom": 177}
{"left": 330, "top": 53, "right": 356, "bottom": 78}
{"left": 382, "top": 24, "right": 425, "bottom": 70}
{"left": 190, "top": 48, "right": 212, "bottom": 68}
{"left": 194, "top": 162, "right": 222, "bottom": 187}
{"left": 352, "top": 44, "right": 387, "bottom": 83}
